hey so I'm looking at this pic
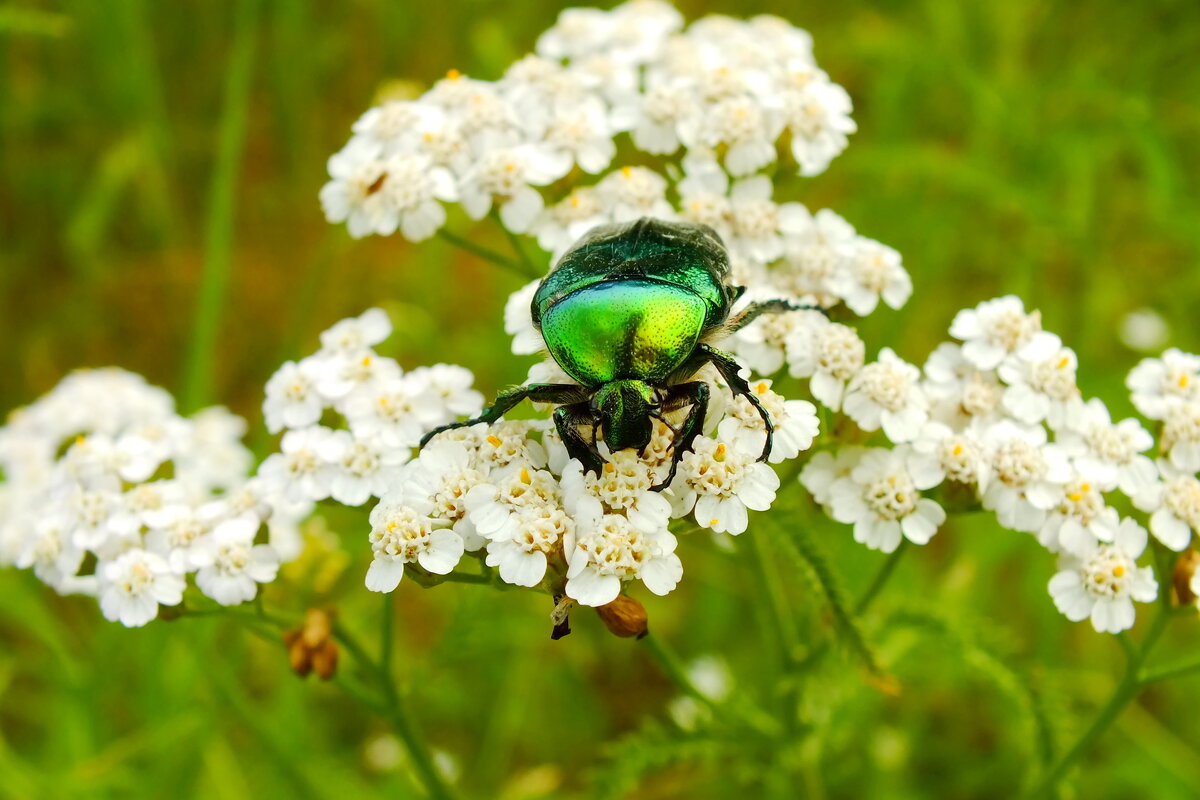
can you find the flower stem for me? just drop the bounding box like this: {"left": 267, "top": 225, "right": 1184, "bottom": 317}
{"left": 1025, "top": 671, "right": 1140, "bottom": 798}
{"left": 335, "top": 617, "right": 457, "bottom": 800}
{"left": 382, "top": 690, "right": 455, "bottom": 800}
{"left": 1025, "top": 606, "right": 1174, "bottom": 797}
{"left": 640, "top": 633, "right": 715, "bottom": 710}
{"left": 498, "top": 219, "right": 541, "bottom": 277}
{"left": 183, "top": 600, "right": 452, "bottom": 798}
{"left": 777, "top": 526, "right": 885, "bottom": 681}
{"left": 640, "top": 632, "right": 781, "bottom": 737}
{"left": 749, "top": 526, "right": 800, "bottom": 666}
{"left": 1141, "top": 657, "right": 1200, "bottom": 685}
{"left": 854, "top": 541, "right": 908, "bottom": 616}
{"left": 438, "top": 571, "right": 491, "bottom": 585}
{"left": 437, "top": 228, "right": 532, "bottom": 279}
{"left": 380, "top": 592, "right": 395, "bottom": 686}
{"left": 788, "top": 537, "right": 909, "bottom": 678}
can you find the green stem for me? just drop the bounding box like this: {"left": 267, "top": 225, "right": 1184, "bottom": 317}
{"left": 777, "top": 526, "right": 885, "bottom": 680}
{"left": 181, "top": 0, "right": 258, "bottom": 412}
{"left": 640, "top": 633, "right": 716, "bottom": 711}
{"left": 1026, "top": 606, "right": 1174, "bottom": 797}
{"left": 1141, "top": 656, "right": 1200, "bottom": 684}
{"left": 640, "top": 633, "right": 781, "bottom": 737}
{"left": 381, "top": 688, "right": 454, "bottom": 800}
{"left": 498, "top": 218, "right": 540, "bottom": 277}
{"left": 791, "top": 538, "right": 910, "bottom": 676}
{"left": 331, "top": 620, "right": 374, "bottom": 670}
{"left": 749, "top": 527, "right": 800, "bottom": 666}
{"left": 335, "top": 619, "right": 456, "bottom": 800}
{"left": 1138, "top": 605, "right": 1171, "bottom": 661}
{"left": 1026, "top": 671, "right": 1141, "bottom": 798}
{"left": 380, "top": 592, "right": 395, "bottom": 685}
{"left": 854, "top": 541, "right": 909, "bottom": 616}
{"left": 181, "top": 600, "right": 451, "bottom": 798}
{"left": 437, "top": 228, "right": 531, "bottom": 278}
{"left": 335, "top": 672, "right": 387, "bottom": 715}
{"left": 179, "top": 603, "right": 291, "bottom": 629}
{"left": 1115, "top": 631, "right": 1138, "bottom": 663}
{"left": 437, "top": 571, "right": 491, "bottom": 585}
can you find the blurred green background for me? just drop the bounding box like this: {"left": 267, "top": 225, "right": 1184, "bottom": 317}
{"left": 2, "top": 0, "right": 1199, "bottom": 798}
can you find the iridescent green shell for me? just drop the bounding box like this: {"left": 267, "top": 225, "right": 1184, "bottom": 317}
{"left": 532, "top": 218, "right": 735, "bottom": 328}
{"left": 532, "top": 219, "right": 736, "bottom": 387}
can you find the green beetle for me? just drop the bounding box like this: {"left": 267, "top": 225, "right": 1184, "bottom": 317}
{"left": 421, "top": 217, "right": 812, "bottom": 489}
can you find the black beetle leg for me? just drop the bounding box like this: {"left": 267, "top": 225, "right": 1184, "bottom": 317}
{"left": 420, "top": 383, "right": 592, "bottom": 449}
{"left": 649, "top": 380, "right": 710, "bottom": 492}
{"left": 553, "top": 402, "right": 606, "bottom": 476}
{"left": 699, "top": 343, "right": 774, "bottom": 462}
{"left": 724, "top": 298, "right": 829, "bottom": 334}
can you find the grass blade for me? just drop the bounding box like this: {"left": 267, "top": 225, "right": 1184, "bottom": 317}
{"left": 181, "top": 0, "right": 259, "bottom": 412}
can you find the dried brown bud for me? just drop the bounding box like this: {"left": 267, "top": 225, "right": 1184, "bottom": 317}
{"left": 311, "top": 640, "right": 339, "bottom": 681}
{"left": 283, "top": 608, "right": 338, "bottom": 679}
{"left": 302, "top": 607, "right": 334, "bottom": 649}
{"left": 595, "top": 595, "right": 649, "bottom": 639}
{"left": 285, "top": 633, "right": 313, "bottom": 678}
{"left": 1173, "top": 549, "right": 1200, "bottom": 606}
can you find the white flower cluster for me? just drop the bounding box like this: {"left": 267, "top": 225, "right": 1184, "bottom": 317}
{"left": 800, "top": 295, "right": 1200, "bottom": 634}
{"left": 0, "top": 369, "right": 307, "bottom": 627}
{"left": 319, "top": 0, "right": 877, "bottom": 284}
{"left": 266, "top": 308, "right": 819, "bottom": 608}
{"left": 259, "top": 307, "right": 484, "bottom": 508}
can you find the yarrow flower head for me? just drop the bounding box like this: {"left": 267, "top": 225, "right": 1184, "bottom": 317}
{"left": 950, "top": 295, "right": 1046, "bottom": 371}
{"left": 1137, "top": 469, "right": 1200, "bottom": 552}
{"left": 0, "top": 369, "right": 303, "bottom": 626}
{"left": 798, "top": 295, "right": 1189, "bottom": 637}
{"left": 365, "top": 497, "right": 465, "bottom": 592}
{"left": 566, "top": 497, "right": 682, "bottom": 606}
{"left": 1127, "top": 348, "right": 1200, "bottom": 420}
{"left": 825, "top": 447, "right": 946, "bottom": 553}
{"left": 670, "top": 438, "right": 781, "bottom": 535}
{"left": 320, "top": 0, "right": 868, "bottom": 260}
{"left": 842, "top": 348, "right": 928, "bottom": 443}
{"left": 1048, "top": 518, "right": 1157, "bottom": 634}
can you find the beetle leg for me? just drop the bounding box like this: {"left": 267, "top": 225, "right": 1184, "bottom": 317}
{"left": 699, "top": 344, "right": 774, "bottom": 462}
{"left": 724, "top": 298, "right": 828, "bottom": 334}
{"left": 552, "top": 402, "right": 606, "bottom": 476}
{"left": 649, "top": 380, "right": 710, "bottom": 491}
{"left": 419, "top": 383, "right": 592, "bottom": 449}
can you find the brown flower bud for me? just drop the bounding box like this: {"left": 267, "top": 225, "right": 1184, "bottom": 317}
{"left": 1173, "top": 549, "right": 1200, "bottom": 606}
{"left": 302, "top": 607, "right": 334, "bottom": 649}
{"left": 595, "top": 595, "right": 649, "bottom": 639}
{"left": 283, "top": 608, "right": 338, "bottom": 679}
{"left": 284, "top": 631, "right": 313, "bottom": 678}
{"left": 311, "top": 640, "right": 339, "bottom": 681}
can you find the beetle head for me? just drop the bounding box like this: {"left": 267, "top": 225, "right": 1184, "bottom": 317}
{"left": 592, "top": 380, "right": 656, "bottom": 453}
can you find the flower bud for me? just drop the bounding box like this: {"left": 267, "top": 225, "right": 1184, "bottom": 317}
{"left": 595, "top": 595, "right": 649, "bottom": 639}
{"left": 1173, "top": 549, "right": 1200, "bottom": 606}
{"left": 311, "top": 640, "right": 339, "bottom": 681}
{"left": 283, "top": 630, "right": 313, "bottom": 678}
{"left": 283, "top": 608, "right": 338, "bottom": 678}
{"left": 302, "top": 607, "right": 334, "bottom": 649}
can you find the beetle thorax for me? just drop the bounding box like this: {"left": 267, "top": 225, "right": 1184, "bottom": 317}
{"left": 592, "top": 380, "right": 656, "bottom": 453}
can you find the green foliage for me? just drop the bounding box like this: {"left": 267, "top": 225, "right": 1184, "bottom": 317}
{"left": 2, "top": 1, "right": 1199, "bottom": 798}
